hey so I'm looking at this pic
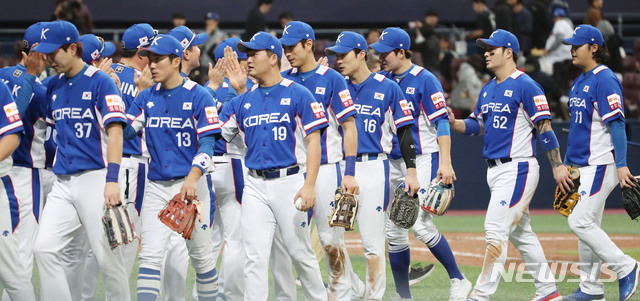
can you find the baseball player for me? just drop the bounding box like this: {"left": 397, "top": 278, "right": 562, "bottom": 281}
{"left": 31, "top": 20, "right": 131, "bottom": 301}
{"left": 0, "top": 21, "right": 48, "bottom": 301}
{"left": 447, "top": 29, "right": 570, "bottom": 301}
{"left": 325, "top": 31, "right": 419, "bottom": 301}
{"left": 560, "top": 25, "right": 639, "bottom": 301}
{"left": 370, "top": 27, "right": 472, "bottom": 301}
{"left": 0, "top": 79, "right": 35, "bottom": 301}
{"left": 127, "top": 34, "right": 220, "bottom": 301}
{"left": 219, "top": 31, "right": 328, "bottom": 301}
{"left": 279, "top": 21, "right": 362, "bottom": 300}
{"left": 78, "top": 24, "right": 157, "bottom": 301}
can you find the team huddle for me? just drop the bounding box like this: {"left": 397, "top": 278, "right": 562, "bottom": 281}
{"left": 0, "top": 17, "right": 637, "bottom": 301}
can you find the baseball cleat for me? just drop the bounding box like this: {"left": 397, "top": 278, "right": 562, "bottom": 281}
{"left": 531, "top": 290, "right": 562, "bottom": 301}
{"left": 449, "top": 276, "right": 472, "bottom": 301}
{"left": 562, "top": 288, "right": 604, "bottom": 301}
{"left": 619, "top": 262, "right": 639, "bottom": 301}
{"left": 408, "top": 263, "right": 435, "bottom": 286}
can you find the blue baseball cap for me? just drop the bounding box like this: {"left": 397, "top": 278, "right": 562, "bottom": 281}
{"left": 214, "top": 37, "right": 247, "bottom": 61}
{"left": 139, "top": 34, "right": 184, "bottom": 58}
{"left": 325, "top": 31, "right": 367, "bottom": 55}
{"left": 122, "top": 23, "right": 156, "bottom": 50}
{"left": 23, "top": 22, "right": 47, "bottom": 50}
{"left": 33, "top": 20, "right": 80, "bottom": 54}
{"left": 370, "top": 27, "right": 411, "bottom": 53}
{"left": 562, "top": 24, "right": 604, "bottom": 46}
{"left": 102, "top": 41, "right": 116, "bottom": 57}
{"left": 79, "top": 34, "right": 107, "bottom": 63}
{"left": 552, "top": 8, "right": 567, "bottom": 18}
{"left": 476, "top": 29, "right": 520, "bottom": 55}
{"left": 237, "top": 31, "right": 283, "bottom": 59}
{"left": 279, "top": 21, "right": 315, "bottom": 46}
{"left": 168, "top": 26, "right": 208, "bottom": 50}
{"left": 206, "top": 11, "right": 220, "bottom": 20}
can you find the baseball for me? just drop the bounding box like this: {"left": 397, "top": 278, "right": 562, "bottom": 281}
{"left": 295, "top": 198, "right": 302, "bottom": 211}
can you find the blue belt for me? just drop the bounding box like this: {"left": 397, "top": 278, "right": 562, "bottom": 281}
{"left": 356, "top": 153, "right": 379, "bottom": 162}
{"left": 250, "top": 166, "right": 300, "bottom": 179}
{"left": 486, "top": 158, "right": 512, "bottom": 168}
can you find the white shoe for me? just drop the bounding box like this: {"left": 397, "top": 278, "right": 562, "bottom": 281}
{"left": 391, "top": 293, "right": 413, "bottom": 301}
{"left": 449, "top": 276, "right": 472, "bottom": 301}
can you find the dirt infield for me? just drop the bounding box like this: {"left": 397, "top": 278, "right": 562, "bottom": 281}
{"left": 344, "top": 231, "right": 639, "bottom": 275}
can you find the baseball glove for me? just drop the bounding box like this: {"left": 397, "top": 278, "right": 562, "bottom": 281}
{"left": 158, "top": 194, "right": 202, "bottom": 239}
{"left": 102, "top": 205, "right": 138, "bottom": 250}
{"left": 554, "top": 167, "right": 581, "bottom": 217}
{"left": 420, "top": 178, "right": 455, "bottom": 216}
{"left": 328, "top": 187, "right": 358, "bottom": 231}
{"left": 389, "top": 181, "right": 420, "bottom": 229}
{"left": 622, "top": 176, "right": 640, "bottom": 221}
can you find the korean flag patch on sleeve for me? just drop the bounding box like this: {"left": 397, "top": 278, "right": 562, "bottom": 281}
{"left": 607, "top": 93, "right": 622, "bottom": 110}
{"left": 3, "top": 103, "right": 20, "bottom": 123}
{"left": 430, "top": 92, "right": 446, "bottom": 110}
{"left": 533, "top": 95, "right": 549, "bottom": 111}
{"left": 310, "top": 102, "right": 326, "bottom": 119}
{"left": 105, "top": 95, "right": 125, "bottom": 113}
{"left": 205, "top": 106, "right": 219, "bottom": 124}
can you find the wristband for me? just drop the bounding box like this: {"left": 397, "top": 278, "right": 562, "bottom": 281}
{"left": 106, "top": 163, "right": 120, "bottom": 183}
{"left": 539, "top": 131, "right": 560, "bottom": 152}
{"left": 192, "top": 153, "right": 213, "bottom": 173}
{"left": 344, "top": 156, "right": 356, "bottom": 176}
{"left": 463, "top": 119, "right": 481, "bottom": 136}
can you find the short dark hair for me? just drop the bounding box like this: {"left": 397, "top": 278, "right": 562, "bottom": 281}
{"left": 265, "top": 49, "right": 281, "bottom": 68}
{"left": 300, "top": 39, "right": 315, "bottom": 52}
{"left": 592, "top": 42, "right": 610, "bottom": 64}
{"left": 172, "top": 11, "right": 186, "bottom": 19}
{"left": 353, "top": 49, "right": 368, "bottom": 62}
{"left": 425, "top": 9, "right": 439, "bottom": 17}
{"left": 257, "top": 0, "right": 272, "bottom": 6}
{"left": 61, "top": 42, "right": 83, "bottom": 58}
{"left": 393, "top": 48, "right": 413, "bottom": 59}
{"left": 121, "top": 48, "right": 138, "bottom": 58}
{"left": 279, "top": 11, "right": 294, "bottom": 20}
{"left": 472, "top": 0, "right": 486, "bottom": 4}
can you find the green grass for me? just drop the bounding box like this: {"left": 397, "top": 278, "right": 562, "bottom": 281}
{"left": 6, "top": 213, "right": 640, "bottom": 300}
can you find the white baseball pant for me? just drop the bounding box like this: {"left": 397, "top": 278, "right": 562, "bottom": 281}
{"left": 33, "top": 169, "right": 131, "bottom": 301}
{"left": 0, "top": 175, "right": 36, "bottom": 301}
{"left": 568, "top": 163, "right": 636, "bottom": 295}
{"left": 469, "top": 158, "right": 557, "bottom": 301}
{"left": 242, "top": 170, "right": 326, "bottom": 301}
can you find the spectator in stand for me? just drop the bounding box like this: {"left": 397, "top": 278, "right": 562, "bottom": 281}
{"left": 584, "top": 0, "right": 604, "bottom": 27}
{"left": 410, "top": 9, "right": 442, "bottom": 73}
{"left": 524, "top": 56, "right": 564, "bottom": 119}
{"left": 279, "top": 11, "right": 294, "bottom": 29}
{"left": 508, "top": 0, "right": 534, "bottom": 57}
{"left": 172, "top": 11, "right": 187, "bottom": 28}
{"left": 199, "top": 11, "right": 228, "bottom": 83}
{"left": 366, "top": 51, "right": 381, "bottom": 73}
{"left": 52, "top": 0, "right": 92, "bottom": 34}
{"left": 439, "top": 34, "right": 457, "bottom": 83}
{"left": 365, "top": 28, "right": 381, "bottom": 45}
{"left": 597, "top": 20, "right": 624, "bottom": 78}
{"left": 494, "top": 0, "right": 516, "bottom": 33}
{"left": 466, "top": 0, "right": 495, "bottom": 40}
{"left": 448, "top": 54, "right": 484, "bottom": 118}
{"left": 541, "top": 7, "right": 573, "bottom": 119}
{"left": 243, "top": 0, "right": 273, "bottom": 40}
{"left": 528, "top": 0, "right": 551, "bottom": 51}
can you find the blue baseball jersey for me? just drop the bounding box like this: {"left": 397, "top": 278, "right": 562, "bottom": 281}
{"left": 41, "top": 76, "right": 57, "bottom": 168}
{"left": 0, "top": 81, "right": 24, "bottom": 176}
{"left": 220, "top": 78, "right": 329, "bottom": 170}
{"left": 113, "top": 63, "right": 144, "bottom": 157}
{"left": 0, "top": 64, "right": 48, "bottom": 168}
{"left": 282, "top": 65, "right": 357, "bottom": 164}
{"left": 566, "top": 65, "right": 624, "bottom": 166}
{"left": 212, "top": 78, "right": 251, "bottom": 157}
{"left": 128, "top": 80, "right": 221, "bottom": 181}
{"left": 45, "top": 65, "right": 127, "bottom": 175}
{"left": 345, "top": 73, "right": 414, "bottom": 155}
{"left": 385, "top": 65, "right": 449, "bottom": 159}
{"left": 469, "top": 70, "right": 551, "bottom": 160}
